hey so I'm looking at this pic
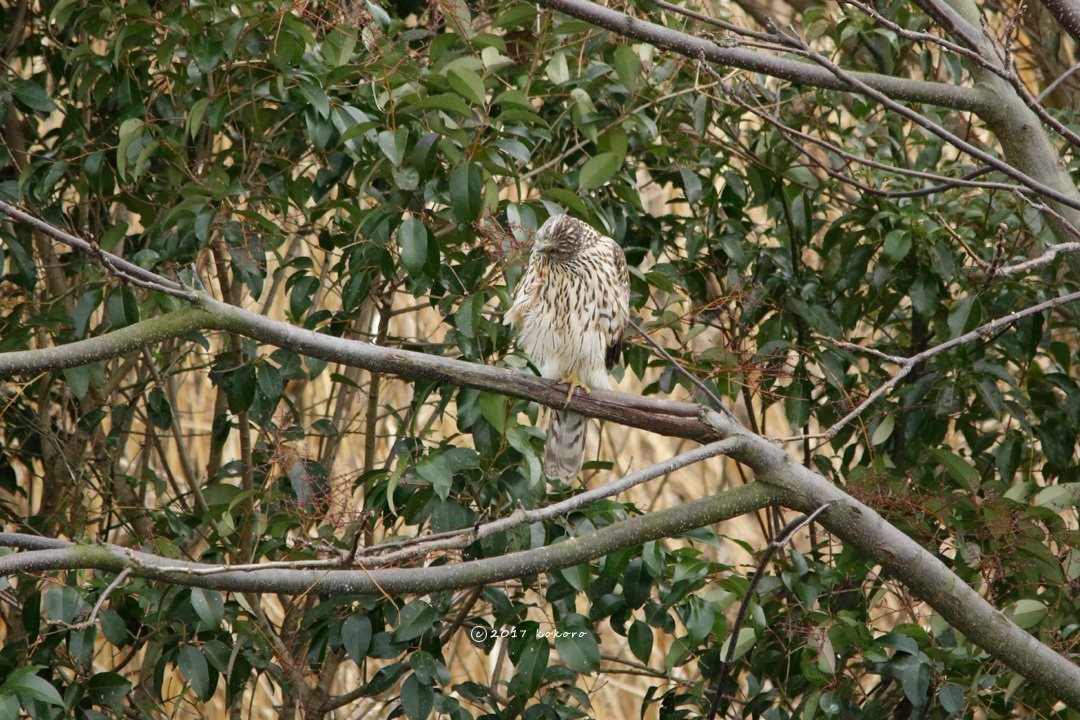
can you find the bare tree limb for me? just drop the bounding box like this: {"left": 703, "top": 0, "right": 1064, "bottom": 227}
{"left": 0, "top": 200, "right": 196, "bottom": 300}
{"left": 530, "top": 0, "right": 993, "bottom": 113}
{"left": 1036, "top": 0, "right": 1080, "bottom": 44}
{"left": 770, "top": 28, "right": 1080, "bottom": 213}
{"left": 0, "top": 479, "right": 775, "bottom": 593}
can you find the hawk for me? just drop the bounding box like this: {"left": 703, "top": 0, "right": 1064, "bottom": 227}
{"left": 506, "top": 215, "right": 631, "bottom": 480}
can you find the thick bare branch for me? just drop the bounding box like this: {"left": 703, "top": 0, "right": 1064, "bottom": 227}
{"left": 531, "top": 0, "right": 993, "bottom": 113}
{"left": 0, "top": 480, "right": 775, "bottom": 593}
{"left": 1037, "top": 0, "right": 1080, "bottom": 44}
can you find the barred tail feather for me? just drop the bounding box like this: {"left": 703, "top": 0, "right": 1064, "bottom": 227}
{"left": 544, "top": 410, "right": 587, "bottom": 480}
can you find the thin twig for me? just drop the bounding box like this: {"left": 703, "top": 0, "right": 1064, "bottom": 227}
{"left": 354, "top": 436, "right": 746, "bottom": 567}
{"left": 702, "top": 67, "right": 1017, "bottom": 199}
{"left": 50, "top": 568, "right": 133, "bottom": 631}
{"left": 815, "top": 288, "right": 1080, "bottom": 440}
{"left": 627, "top": 318, "right": 737, "bottom": 420}
{"left": 812, "top": 335, "right": 905, "bottom": 364}
{"left": 0, "top": 200, "right": 198, "bottom": 301}
{"left": 769, "top": 27, "right": 1080, "bottom": 213}
{"left": 706, "top": 503, "right": 833, "bottom": 720}
{"left": 129, "top": 437, "right": 747, "bottom": 574}
{"left": 647, "top": 0, "right": 776, "bottom": 42}
{"left": 1035, "top": 60, "right": 1080, "bottom": 102}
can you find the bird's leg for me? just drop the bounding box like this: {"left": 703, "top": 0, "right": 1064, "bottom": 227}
{"left": 558, "top": 374, "right": 591, "bottom": 407}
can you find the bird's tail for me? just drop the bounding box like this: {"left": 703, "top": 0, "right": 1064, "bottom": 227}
{"left": 544, "top": 410, "right": 587, "bottom": 481}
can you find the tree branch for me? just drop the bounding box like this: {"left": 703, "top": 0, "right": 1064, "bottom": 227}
{"left": 1036, "top": 0, "right": 1080, "bottom": 44}
{"left": 0, "top": 480, "right": 776, "bottom": 594}
{"left": 0, "top": 200, "right": 196, "bottom": 300}
{"left": 530, "top": 0, "right": 993, "bottom": 114}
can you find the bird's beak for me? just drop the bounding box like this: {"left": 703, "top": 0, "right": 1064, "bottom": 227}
{"left": 534, "top": 235, "right": 550, "bottom": 254}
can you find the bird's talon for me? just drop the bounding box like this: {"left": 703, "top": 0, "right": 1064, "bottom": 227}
{"left": 559, "top": 375, "right": 591, "bottom": 407}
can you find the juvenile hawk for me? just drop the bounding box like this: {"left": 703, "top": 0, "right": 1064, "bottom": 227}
{"left": 506, "top": 215, "right": 631, "bottom": 480}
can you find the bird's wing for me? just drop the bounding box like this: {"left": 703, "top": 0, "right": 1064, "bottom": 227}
{"left": 505, "top": 253, "right": 541, "bottom": 328}
{"left": 604, "top": 239, "right": 631, "bottom": 369}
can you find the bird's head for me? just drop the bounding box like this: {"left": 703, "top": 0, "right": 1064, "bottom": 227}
{"left": 533, "top": 215, "right": 597, "bottom": 261}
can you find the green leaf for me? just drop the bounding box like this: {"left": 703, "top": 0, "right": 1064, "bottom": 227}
{"left": 69, "top": 628, "right": 97, "bottom": 665}
{"left": 511, "top": 636, "right": 549, "bottom": 697}
{"left": 622, "top": 557, "right": 652, "bottom": 608}
{"left": 187, "top": 98, "right": 211, "bottom": 141}
{"left": 544, "top": 189, "right": 590, "bottom": 217}
{"left": 223, "top": 363, "right": 257, "bottom": 414}
{"left": 392, "top": 600, "right": 437, "bottom": 643}
{"left": 289, "top": 275, "right": 320, "bottom": 318}
{"left": 378, "top": 128, "right": 409, "bottom": 166}
{"left": 870, "top": 414, "right": 894, "bottom": 445}
{"left": 400, "top": 674, "right": 434, "bottom": 720}
{"left": 63, "top": 365, "right": 92, "bottom": 401}
{"left": 99, "top": 609, "right": 128, "bottom": 646}
{"left": 546, "top": 51, "right": 569, "bottom": 84}
{"left": 719, "top": 627, "right": 755, "bottom": 662}
{"left": 663, "top": 635, "right": 693, "bottom": 672}
{"left": 363, "top": 663, "right": 407, "bottom": 696}
{"left": 642, "top": 541, "right": 664, "bottom": 577}
{"left": 1035, "top": 483, "right": 1080, "bottom": 509}
{"left": 947, "top": 296, "right": 975, "bottom": 338}
{"left": 48, "top": 0, "right": 80, "bottom": 26}
{"left": 44, "top": 585, "right": 85, "bottom": 624}
{"left": 613, "top": 44, "right": 641, "bottom": 90}
{"left": 401, "top": 93, "right": 474, "bottom": 117}
{"left": 106, "top": 286, "right": 140, "bottom": 329}
{"left": 88, "top": 672, "right": 132, "bottom": 708}
{"left": 147, "top": 387, "right": 173, "bottom": 429}
{"left": 397, "top": 216, "right": 429, "bottom": 275}
{"left": 578, "top": 152, "right": 621, "bottom": 190}
{"left": 554, "top": 626, "right": 599, "bottom": 674}
{"left": 909, "top": 273, "right": 938, "bottom": 316}
{"left": 882, "top": 229, "right": 911, "bottom": 262}
{"left": 477, "top": 392, "right": 507, "bottom": 432}
{"left": 116, "top": 118, "right": 144, "bottom": 181}
{"left": 415, "top": 454, "right": 453, "bottom": 501}
{"left": 11, "top": 79, "right": 57, "bottom": 114}
{"left": 900, "top": 660, "right": 929, "bottom": 706}
{"left": 938, "top": 683, "right": 965, "bottom": 716}
{"left": 628, "top": 620, "right": 653, "bottom": 663}
{"left": 3, "top": 668, "right": 63, "bottom": 706}
{"left": 190, "top": 588, "right": 224, "bottom": 628}
{"left": 1006, "top": 598, "right": 1047, "bottom": 629}
{"left": 450, "top": 163, "right": 483, "bottom": 223}
{"left": 446, "top": 66, "right": 486, "bottom": 106}
{"left": 177, "top": 645, "right": 211, "bottom": 700}
{"left": 679, "top": 168, "right": 702, "bottom": 205}
{"left": 681, "top": 596, "right": 715, "bottom": 644}
{"left": 298, "top": 80, "right": 330, "bottom": 118}
{"left": 343, "top": 614, "right": 372, "bottom": 664}
{"left": 928, "top": 448, "right": 980, "bottom": 491}
{"left": 323, "top": 27, "right": 357, "bottom": 68}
